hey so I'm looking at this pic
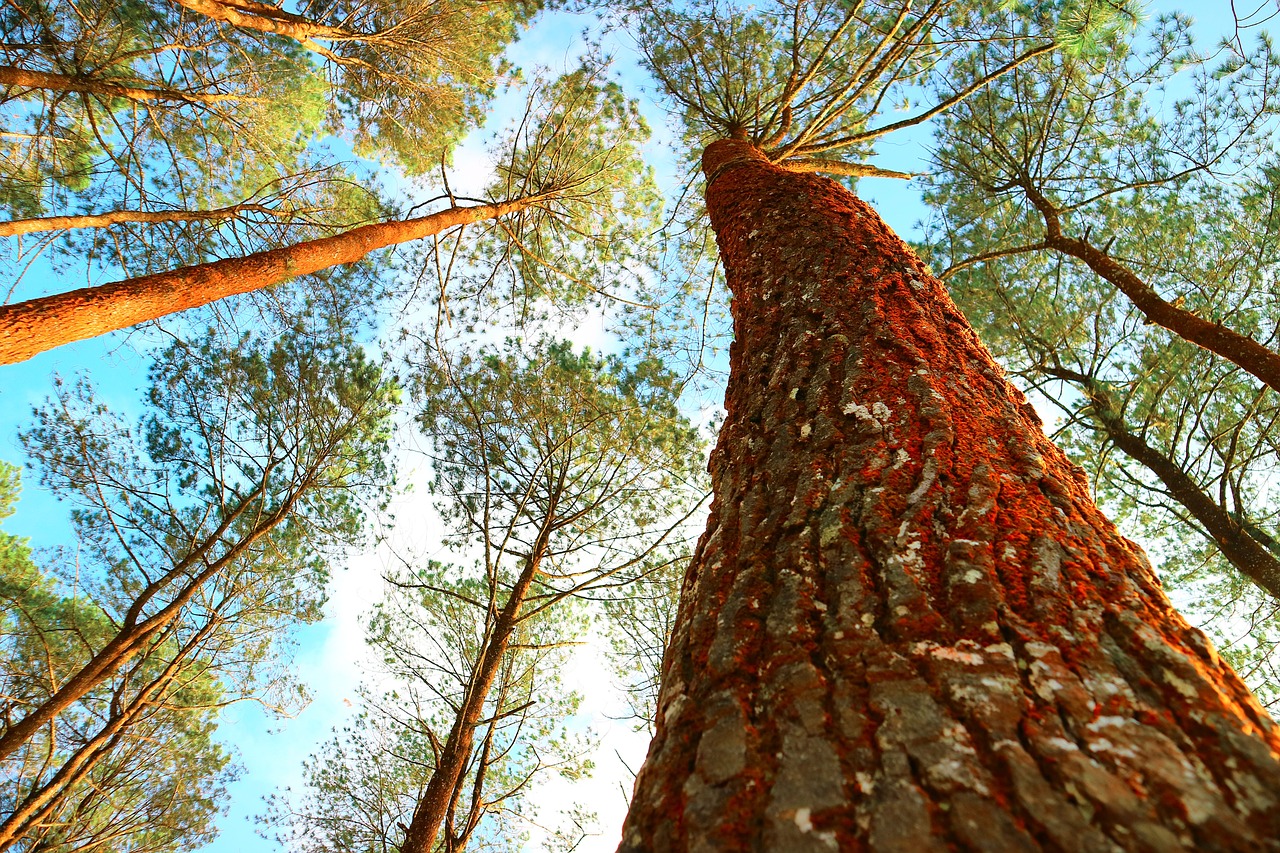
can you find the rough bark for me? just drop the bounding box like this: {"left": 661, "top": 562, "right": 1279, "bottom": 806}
{"left": 619, "top": 140, "right": 1280, "bottom": 852}
{"left": 0, "top": 197, "right": 538, "bottom": 365}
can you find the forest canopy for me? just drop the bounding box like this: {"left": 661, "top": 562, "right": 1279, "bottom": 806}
{"left": 2, "top": 0, "right": 1279, "bottom": 850}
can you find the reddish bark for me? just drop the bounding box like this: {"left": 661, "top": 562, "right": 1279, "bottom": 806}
{"left": 0, "top": 198, "right": 537, "bottom": 365}
{"left": 618, "top": 140, "right": 1280, "bottom": 851}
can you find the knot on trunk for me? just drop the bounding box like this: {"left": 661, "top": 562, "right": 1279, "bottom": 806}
{"left": 703, "top": 139, "right": 771, "bottom": 187}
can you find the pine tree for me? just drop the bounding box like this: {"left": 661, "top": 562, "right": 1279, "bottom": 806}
{"left": 617, "top": 2, "right": 1280, "bottom": 847}
{"left": 0, "top": 65, "right": 657, "bottom": 363}
{"left": 0, "top": 328, "right": 396, "bottom": 850}
{"left": 275, "top": 337, "right": 708, "bottom": 853}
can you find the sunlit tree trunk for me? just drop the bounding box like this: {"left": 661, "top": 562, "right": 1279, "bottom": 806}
{"left": 619, "top": 140, "right": 1280, "bottom": 851}
{"left": 0, "top": 197, "right": 540, "bottom": 365}
{"left": 170, "top": 0, "right": 354, "bottom": 44}
{"left": 0, "top": 489, "right": 295, "bottom": 761}
{"left": 399, "top": 537, "right": 549, "bottom": 853}
{"left": 0, "top": 622, "right": 210, "bottom": 850}
{"left": 0, "top": 202, "right": 288, "bottom": 237}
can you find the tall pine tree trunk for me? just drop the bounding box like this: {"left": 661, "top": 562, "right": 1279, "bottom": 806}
{"left": 619, "top": 140, "right": 1280, "bottom": 851}
{"left": 0, "top": 197, "right": 540, "bottom": 365}
{"left": 401, "top": 513, "right": 559, "bottom": 853}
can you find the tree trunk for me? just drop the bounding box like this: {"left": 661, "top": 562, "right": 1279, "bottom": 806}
{"left": 0, "top": 623, "right": 207, "bottom": 850}
{"left": 618, "top": 140, "right": 1280, "bottom": 851}
{"left": 1044, "top": 365, "right": 1280, "bottom": 603}
{"left": 0, "top": 197, "right": 539, "bottom": 365}
{"left": 0, "top": 202, "right": 288, "bottom": 238}
{"left": 399, "top": 529, "right": 552, "bottom": 853}
{"left": 1046, "top": 231, "right": 1280, "bottom": 396}
{"left": 1021, "top": 182, "right": 1280, "bottom": 396}
{"left": 171, "top": 0, "right": 356, "bottom": 46}
{"left": 0, "top": 485, "right": 292, "bottom": 761}
{"left": 0, "top": 65, "right": 250, "bottom": 105}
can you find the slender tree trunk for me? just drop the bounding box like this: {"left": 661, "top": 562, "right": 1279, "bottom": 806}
{"left": 1045, "top": 366, "right": 1280, "bottom": 603}
{"left": 0, "top": 202, "right": 288, "bottom": 238}
{"left": 619, "top": 140, "right": 1280, "bottom": 851}
{"left": 0, "top": 487, "right": 294, "bottom": 760}
{"left": 1021, "top": 183, "right": 1280, "bottom": 395}
{"left": 0, "top": 65, "right": 250, "bottom": 105}
{"left": 171, "top": 0, "right": 356, "bottom": 45}
{"left": 399, "top": 532, "right": 552, "bottom": 853}
{"left": 0, "top": 197, "right": 540, "bottom": 365}
{"left": 0, "top": 625, "right": 206, "bottom": 850}
{"left": 1047, "top": 232, "right": 1280, "bottom": 394}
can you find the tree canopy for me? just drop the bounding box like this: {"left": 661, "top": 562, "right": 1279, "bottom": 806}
{"left": 0, "top": 326, "right": 396, "bottom": 850}
{"left": 4, "top": 0, "right": 1280, "bottom": 849}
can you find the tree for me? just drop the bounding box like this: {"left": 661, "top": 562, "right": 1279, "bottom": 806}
{"left": 279, "top": 569, "right": 596, "bottom": 853}
{"left": 276, "top": 337, "right": 708, "bottom": 853}
{"left": 0, "top": 540, "right": 234, "bottom": 853}
{"left": 614, "top": 2, "right": 1280, "bottom": 847}
{"left": 0, "top": 0, "right": 374, "bottom": 275}
{"left": 927, "top": 10, "right": 1280, "bottom": 392}
{"left": 168, "top": 0, "right": 541, "bottom": 174}
{"left": 0, "top": 0, "right": 533, "bottom": 233}
{"left": 2, "top": 466, "right": 226, "bottom": 853}
{"left": 0, "top": 65, "right": 658, "bottom": 364}
{"left": 0, "top": 327, "right": 396, "bottom": 850}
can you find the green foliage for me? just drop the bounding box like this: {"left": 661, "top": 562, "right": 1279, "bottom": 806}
{"left": 0, "top": 0, "right": 398, "bottom": 305}
{"left": 414, "top": 336, "right": 707, "bottom": 565}
{"left": 637, "top": 1, "right": 796, "bottom": 147}
{"left": 631, "top": 0, "right": 1114, "bottom": 171}
{"left": 0, "top": 0, "right": 536, "bottom": 300}
{"left": 0, "top": 1, "right": 322, "bottom": 208}
{"left": 0, "top": 462, "right": 230, "bottom": 852}
{"left": 0, "top": 328, "right": 396, "bottom": 849}
{"left": 272, "top": 336, "right": 708, "bottom": 850}
{"left": 445, "top": 62, "right": 664, "bottom": 326}
{"left": 601, "top": 547, "right": 687, "bottom": 734}
{"left": 923, "top": 11, "right": 1280, "bottom": 699}
{"left": 299, "top": 0, "right": 541, "bottom": 175}
{"left": 274, "top": 592, "right": 594, "bottom": 852}
{"left": 1000, "top": 0, "right": 1143, "bottom": 57}
{"left": 23, "top": 327, "right": 396, "bottom": 631}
